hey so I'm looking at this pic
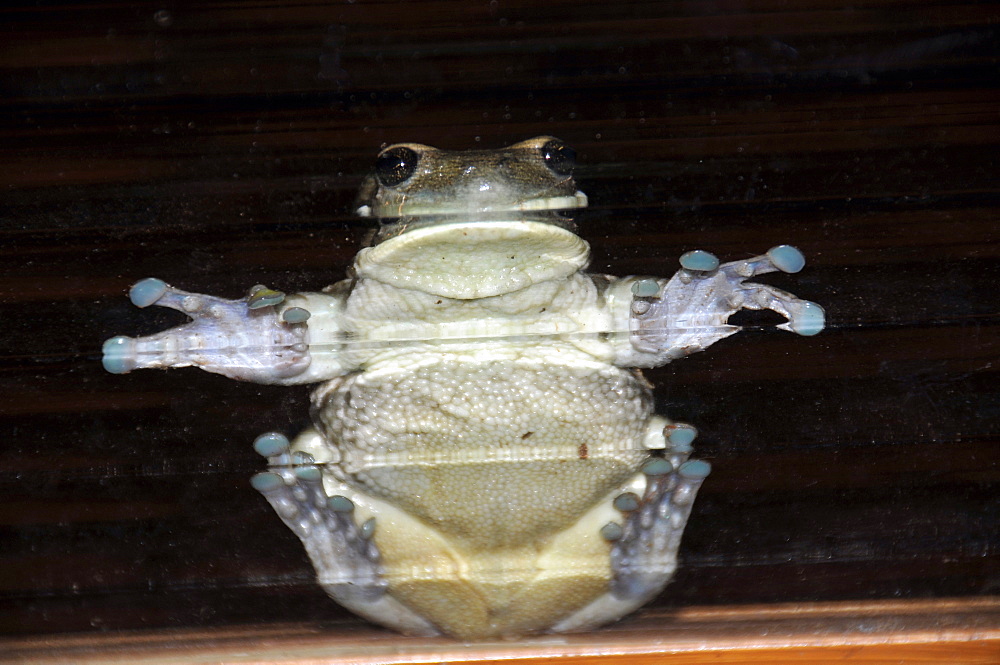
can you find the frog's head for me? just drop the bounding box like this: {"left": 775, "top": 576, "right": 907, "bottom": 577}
{"left": 353, "top": 137, "right": 591, "bottom": 299}
{"left": 355, "top": 136, "right": 588, "bottom": 230}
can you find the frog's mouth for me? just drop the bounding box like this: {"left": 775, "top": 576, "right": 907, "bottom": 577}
{"left": 355, "top": 190, "right": 589, "bottom": 219}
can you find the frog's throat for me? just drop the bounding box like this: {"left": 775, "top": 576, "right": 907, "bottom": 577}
{"left": 353, "top": 221, "right": 590, "bottom": 300}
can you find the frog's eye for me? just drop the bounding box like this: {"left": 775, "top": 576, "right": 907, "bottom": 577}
{"left": 376, "top": 146, "right": 420, "bottom": 187}
{"left": 541, "top": 139, "right": 576, "bottom": 176}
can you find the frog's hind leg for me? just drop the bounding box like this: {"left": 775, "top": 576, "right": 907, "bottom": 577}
{"left": 250, "top": 429, "right": 439, "bottom": 636}
{"left": 549, "top": 436, "right": 710, "bottom": 633}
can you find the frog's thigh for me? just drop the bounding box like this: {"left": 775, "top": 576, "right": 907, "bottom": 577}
{"left": 253, "top": 427, "right": 442, "bottom": 636}
{"left": 346, "top": 483, "right": 503, "bottom": 639}
{"left": 369, "top": 473, "right": 638, "bottom": 639}
{"left": 496, "top": 475, "right": 636, "bottom": 635}
{"left": 548, "top": 456, "right": 711, "bottom": 634}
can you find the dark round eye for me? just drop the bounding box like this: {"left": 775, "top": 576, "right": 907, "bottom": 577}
{"left": 375, "top": 146, "right": 419, "bottom": 187}
{"left": 541, "top": 139, "right": 576, "bottom": 176}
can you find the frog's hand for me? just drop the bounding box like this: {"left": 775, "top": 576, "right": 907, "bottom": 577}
{"left": 551, "top": 454, "right": 711, "bottom": 633}
{"left": 621, "top": 245, "right": 825, "bottom": 367}
{"left": 102, "top": 278, "right": 313, "bottom": 384}
{"left": 251, "top": 431, "right": 440, "bottom": 637}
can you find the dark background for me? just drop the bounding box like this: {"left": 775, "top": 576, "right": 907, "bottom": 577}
{"left": 1, "top": 0, "right": 997, "bottom": 637}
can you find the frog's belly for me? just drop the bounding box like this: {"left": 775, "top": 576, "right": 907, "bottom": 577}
{"left": 310, "top": 350, "right": 652, "bottom": 548}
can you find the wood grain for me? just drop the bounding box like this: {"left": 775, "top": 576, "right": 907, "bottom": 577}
{"left": 0, "top": 0, "right": 996, "bottom": 659}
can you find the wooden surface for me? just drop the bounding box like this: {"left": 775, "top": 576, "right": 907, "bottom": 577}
{"left": 3, "top": 598, "right": 998, "bottom": 664}
{"left": 0, "top": 0, "right": 997, "bottom": 659}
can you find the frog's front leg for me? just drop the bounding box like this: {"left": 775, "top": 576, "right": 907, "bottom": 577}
{"left": 613, "top": 245, "right": 825, "bottom": 367}
{"left": 102, "top": 278, "right": 348, "bottom": 384}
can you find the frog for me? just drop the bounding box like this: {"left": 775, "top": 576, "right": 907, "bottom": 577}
{"left": 102, "top": 136, "right": 825, "bottom": 639}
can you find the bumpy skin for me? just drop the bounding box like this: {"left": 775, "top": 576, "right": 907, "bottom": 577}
{"left": 103, "top": 137, "right": 824, "bottom": 639}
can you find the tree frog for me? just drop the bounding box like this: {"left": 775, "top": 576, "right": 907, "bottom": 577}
{"left": 103, "top": 137, "right": 824, "bottom": 639}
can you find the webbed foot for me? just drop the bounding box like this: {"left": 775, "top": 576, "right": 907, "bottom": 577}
{"left": 251, "top": 431, "right": 439, "bottom": 635}
{"left": 102, "top": 278, "right": 310, "bottom": 383}
{"left": 608, "top": 456, "right": 710, "bottom": 602}
{"left": 629, "top": 245, "right": 825, "bottom": 362}
{"left": 550, "top": 432, "right": 710, "bottom": 633}
{"left": 251, "top": 432, "right": 387, "bottom": 603}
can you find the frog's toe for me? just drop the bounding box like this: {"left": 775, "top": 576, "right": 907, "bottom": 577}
{"left": 678, "top": 249, "right": 720, "bottom": 272}
{"left": 766, "top": 244, "right": 806, "bottom": 273}
{"left": 715, "top": 246, "right": 825, "bottom": 336}
{"left": 246, "top": 284, "right": 286, "bottom": 309}
{"left": 608, "top": 457, "right": 711, "bottom": 602}
{"left": 781, "top": 299, "right": 826, "bottom": 336}
{"left": 128, "top": 278, "right": 286, "bottom": 313}
{"left": 251, "top": 460, "right": 388, "bottom": 603}
{"left": 101, "top": 335, "right": 138, "bottom": 374}
{"left": 127, "top": 278, "right": 214, "bottom": 313}
{"left": 744, "top": 284, "right": 826, "bottom": 336}
{"left": 663, "top": 422, "right": 697, "bottom": 465}
{"left": 716, "top": 244, "right": 804, "bottom": 281}
{"left": 128, "top": 277, "right": 168, "bottom": 307}
{"left": 252, "top": 431, "right": 292, "bottom": 460}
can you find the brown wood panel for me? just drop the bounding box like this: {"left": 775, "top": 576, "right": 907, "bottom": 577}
{"left": 0, "top": 0, "right": 996, "bottom": 656}
{"left": 2, "top": 598, "right": 997, "bottom": 664}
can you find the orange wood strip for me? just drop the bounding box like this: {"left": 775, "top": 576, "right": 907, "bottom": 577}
{"left": 3, "top": 597, "right": 996, "bottom": 664}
